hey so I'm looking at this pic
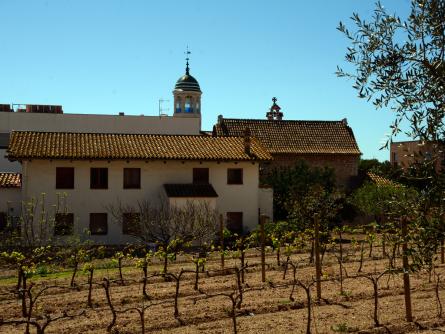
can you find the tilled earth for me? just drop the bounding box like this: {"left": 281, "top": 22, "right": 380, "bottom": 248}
{"left": 0, "top": 248, "right": 445, "bottom": 333}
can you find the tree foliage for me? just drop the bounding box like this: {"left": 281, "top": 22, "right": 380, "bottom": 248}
{"left": 359, "top": 158, "right": 403, "bottom": 181}
{"left": 337, "top": 0, "right": 445, "bottom": 145}
{"left": 263, "top": 160, "right": 335, "bottom": 220}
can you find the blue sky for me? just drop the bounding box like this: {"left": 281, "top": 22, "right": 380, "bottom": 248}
{"left": 0, "top": 0, "right": 412, "bottom": 161}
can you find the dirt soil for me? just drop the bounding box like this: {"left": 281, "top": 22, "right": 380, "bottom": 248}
{"left": 1, "top": 245, "right": 445, "bottom": 334}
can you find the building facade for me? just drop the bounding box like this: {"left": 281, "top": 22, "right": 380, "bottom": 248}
{"left": 390, "top": 140, "right": 443, "bottom": 171}
{"left": 5, "top": 131, "right": 272, "bottom": 244}
{"left": 213, "top": 100, "right": 361, "bottom": 188}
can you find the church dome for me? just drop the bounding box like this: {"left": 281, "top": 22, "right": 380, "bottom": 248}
{"left": 174, "top": 74, "right": 201, "bottom": 92}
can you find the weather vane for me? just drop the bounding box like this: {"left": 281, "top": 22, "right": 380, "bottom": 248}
{"left": 185, "top": 46, "right": 191, "bottom": 74}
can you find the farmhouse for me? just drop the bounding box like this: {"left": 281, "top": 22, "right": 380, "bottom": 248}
{"left": 5, "top": 131, "right": 272, "bottom": 244}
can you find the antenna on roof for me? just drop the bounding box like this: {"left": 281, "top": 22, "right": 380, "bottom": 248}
{"left": 159, "top": 99, "right": 170, "bottom": 116}
{"left": 185, "top": 46, "right": 191, "bottom": 75}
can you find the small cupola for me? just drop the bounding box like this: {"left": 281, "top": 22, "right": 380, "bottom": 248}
{"left": 266, "top": 97, "right": 283, "bottom": 121}
{"left": 173, "top": 48, "right": 202, "bottom": 118}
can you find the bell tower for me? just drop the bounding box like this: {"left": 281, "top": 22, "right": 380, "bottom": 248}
{"left": 173, "top": 48, "right": 202, "bottom": 126}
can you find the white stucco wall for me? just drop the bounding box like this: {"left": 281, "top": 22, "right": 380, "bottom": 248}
{"left": 0, "top": 112, "right": 200, "bottom": 135}
{"left": 0, "top": 149, "right": 20, "bottom": 172}
{"left": 168, "top": 197, "right": 217, "bottom": 210}
{"left": 0, "top": 188, "right": 21, "bottom": 215}
{"left": 21, "top": 159, "right": 262, "bottom": 244}
{"left": 259, "top": 187, "right": 273, "bottom": 221}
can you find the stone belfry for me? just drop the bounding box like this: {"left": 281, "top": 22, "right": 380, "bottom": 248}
{"left": 266, "top": 97, "right": 283, "bottom": 120}
{"left": 173, "top": 48, "right": 202, "bottom": 127}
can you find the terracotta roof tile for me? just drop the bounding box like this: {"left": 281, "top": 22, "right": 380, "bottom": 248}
{"left": 7, "top": 131, "right": 272, "bottom": 162}
{"left": 213, "top": 118, "right": 361, "bottom": 155}
{"left": 367, "top": 172, "right": 399, "bottom": 187}
{"left": 164, "top": 184, "right": 218, "bottom": 198}
{"left": 0, "top": 172, "right": 21, "bottom": 188}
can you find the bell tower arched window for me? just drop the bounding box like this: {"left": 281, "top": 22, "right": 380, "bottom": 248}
{"left": 175, "top": 97, "right": 182, "bottom": 113}
{"left": 185, "top": 96, "right": 193, "bottom": 113}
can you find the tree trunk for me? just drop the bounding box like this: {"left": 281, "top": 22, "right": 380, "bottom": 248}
{"left": 339, "top": 230, "right": 343, "bottom": 263}
{"left": 382, "top": 234, "right": 387, "bottom": 258}
{"left": 441, "top": 239, "right": 444, "bottom": 265}
{"left": 142, "top": 262, "right": 149, "bottom": 299}
{"left": 314, "top": 214, "right": 322, "bottom": 302}
{"left": 436, "top": 274, "right": 443, "bottom": 318}
{"left": 220, "top": 214, "right": 225, "bottom": 270}
{"left": 231, "top": 296, "right": 238, "bottom": 334}
{"left": 309, "top": 241, "right": 314, "bottom": 264}
{"left": 139, "top": 309, "right": 145, "bottom": 334}
{"left": 163, "top": 256, "right": 168, "bottom": 279}
{"left": 17, "top": 267, "right": 22, "bottom": 291}
{"left": 194, "top": 261, "right": 199, "bottom": 291}
{"left": 235, "top": 267, "right": 243, "bottom": 309}
{"left": 174, "top": 277, "right": 180, "bottom": 318}
{"left": 260, "top": 215, "right": 266, "bottom": 283}
{"left": 21, "top": 271, "right": 27, "bottom": 317}
{"left": 373, "top": 280, "right": 380, "bottom": 327}
{"left": 304, "top": 285, "right": 312, "bottom": 334}
{"left": 283, "top": 256, "right": 290, "bottom": 280}
{"left": 401, "top": 218, "right": 413, "bottom": 322}
{"left": 118, "top": 258, "right": 124, "bottom": 285}
{"left": 70, "top": 262, "right": 78, "bottom": 287}
{"left": 240, "top": 250, "right": 245, "bottom": 284}
{"left": 358, "top": 242, "right": 364, "bottom": 273}
{"left": 338, "top": 257, "right": 344, "bottom": 295}
{"left": 87, "top": 269, "right": 94, "bottom": 308}
{"left": 103, "top": 279, "right": 117, "bottom": 333}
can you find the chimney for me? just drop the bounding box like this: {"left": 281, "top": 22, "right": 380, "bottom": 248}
{"left": 244, "top": 127, "right": 251, "bottom": 155}
{"left": 217, "top": 114, "right": 223, "bottom": 124}
{"left": 342, "top": 118, "right": 348, "bottom": 126}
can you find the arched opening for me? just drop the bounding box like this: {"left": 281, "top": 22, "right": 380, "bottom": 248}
{"left": 185, "top": 96, "right": 193, "bottom": 113}
{"left": 175, "top": 97, "right": 182, "bottom": 113}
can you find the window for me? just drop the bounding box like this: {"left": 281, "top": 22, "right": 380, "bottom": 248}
{"left": 0, "top": 212, "right": 6, "bottom": 231}
{"left": 56, "top": 167, "right": 74, "bottom": 189}
{"left": 227, "top": 168, "right": 243, "bottom": 185}
{"left": 176, "top": 98, "right": 182, "bottom": 113}
{"left": 226, "top": 212, "right": 243, "bottom": 234}
{"left": 54, "top": 213, "right": 74, "bottom": 236}
{"left": 185, "top": 97, "right": 192, "bottom": 113}
{"left": 90, "top": 168, "right": 108, "bottom": 189}
{"left": 123, "top": 168, "right": 141, "bottom": 189}
{"left": 122, "top": 212, "right": 141, "bottom": 235}
{"left": 89, "top": 213, "right": 108, "bottom": 235}
{"left": 392, "top": 152, "right": 398, "bottom": 167}
{"left": 193, "top": 168, "right": 209, "bottom": 184}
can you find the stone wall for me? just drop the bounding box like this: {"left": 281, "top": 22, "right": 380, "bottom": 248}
{"left": 260, "top": 153, "right": 360, "bottom": 189}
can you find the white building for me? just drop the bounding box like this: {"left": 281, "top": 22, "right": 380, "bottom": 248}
{"left": 5, "top": 131, "right": 272, "bottom": 244}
